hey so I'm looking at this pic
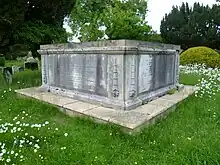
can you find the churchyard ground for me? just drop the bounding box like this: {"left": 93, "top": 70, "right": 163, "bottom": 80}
{"left": 0, "top": 61, "right": 220, "bottom": 165}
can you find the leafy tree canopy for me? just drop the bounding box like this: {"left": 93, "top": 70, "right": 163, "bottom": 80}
{"left": 69, "top": 0, "right": 152, "bottom": 42}
{"left": 0, "top": 0, "right": 76, "bottom": 54}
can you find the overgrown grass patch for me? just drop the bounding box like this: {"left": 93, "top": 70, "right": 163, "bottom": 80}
{"left": 0, "top": 70, "right": 41, "bottom": 90}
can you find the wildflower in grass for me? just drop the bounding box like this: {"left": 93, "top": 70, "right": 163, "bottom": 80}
{"left": 187, "top": 137, "right": 192, "bottom": 140}
{"left": 0, "top": 109, "right": 69, "bottom": 164}
{"left": 180, "top": 64, "right": 220, "bottom": 98}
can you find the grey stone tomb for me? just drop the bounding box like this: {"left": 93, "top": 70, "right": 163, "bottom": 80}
{"left": 37, "top": 40, "right": 180, "bottom": 110}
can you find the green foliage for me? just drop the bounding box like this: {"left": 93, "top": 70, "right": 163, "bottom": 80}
{"left": 12, "top": 70, "right": 41, "bottom": 89}
{"left": 160, "top": 2, "right": 220, "bottom": 50}
{"left": 0, "top": 56, "right": 5, "bottom": 66}
{"left": 0, "top": 0, "right": 76, "bottom": 53}
{"left": 147, "top": 31, "right": 163, "bottom": 43}
{"left": 180, "top": 46, "right": 220, "bottom": 68}
{"left": 0, "top": 69, "right": 41, "bottom": 89}
{"left": 69, "top": 0, "right": 152, "bottom": 41}
{"left": 179, "top": 73, "right": 203, "bottom": 85}
{"left": 11, "top": 21, "right": 68, "bottom": 58}
{"left": 5, "top": 60, "right": 24, "bottom": 67}
{"left": 13, "top": 21, "right": 68, "bottom": 46}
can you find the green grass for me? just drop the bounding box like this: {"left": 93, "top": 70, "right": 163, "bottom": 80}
{"left": 5, "top": 60, "right": 24, "bottom": 67}
{"left": 179, "top": 73, "right": 203, "bottom": 85}
{"left": 1, "top": 70, "right": 220, "bottom": 164}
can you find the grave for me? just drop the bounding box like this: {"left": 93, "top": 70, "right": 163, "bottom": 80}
{"left": 12, "top": 66, "right": 25, "bottom": 74}
{"left": 3, "top": 67, "right": 12, "bottom": 84}
{"left": 24, "top": 53, "right": 38, "bottom": 70}
{"left": 16, "top": 40, "right": 195, "bottom": 132}
{"left": 37, "top": 40, "right": 181, "bottom": 110}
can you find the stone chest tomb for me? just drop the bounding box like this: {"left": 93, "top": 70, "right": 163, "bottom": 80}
{"left": 37, "top": 40, "right": 180, "bottom": 110}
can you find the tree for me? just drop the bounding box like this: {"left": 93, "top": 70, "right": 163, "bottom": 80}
{"left": 147, "top": 31, "right": 163, "bottom": 43}
{"left": 69, "top": 0, "right": 152, "bottom": 42}
{"left": 160, "top": 2, "right": 220, "bottom": 50}
{"left": 0, "top": 0, "right": 76, "bottom": 54}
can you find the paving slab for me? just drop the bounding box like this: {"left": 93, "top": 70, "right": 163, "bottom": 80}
{"left": 16, "top": 87, "right": 78, "bottom": 107}
{"left": 85, "top": 107, "right": 120, "bottom": 121}
{"left": 108, "top": 111, "right": 150, "bottom": 129}
{"left": 15, "top": 85, "right": 196, "bottom": 132}
{"left": 132, "top": 103, "right": 164, "bottom": 116}
{"left": 35, "top": 93, "right": 79, "bottom": 107}
{"left": 63, "top": 101, "right": 100, "bottom": 114}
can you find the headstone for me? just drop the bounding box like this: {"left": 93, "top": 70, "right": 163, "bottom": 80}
{"left": 4, "top": 67, "right": 12, "bottom": 75}
{"left": 12, "top": 66, "right": 19, "bottom": 74}
{"left": 3, "top": 67, "right": 12, "bottom": 84}
{"left": 37, "top": 40, "right": 181, "bottom": 110}
{"left": 18, "top": 66, "right": 24, "bottom": 72}
{"left": 24, "top": 57, "right": 38, "bottom": 70}
{"left": 27, "top": 51, "right": 32, "bottom": 58}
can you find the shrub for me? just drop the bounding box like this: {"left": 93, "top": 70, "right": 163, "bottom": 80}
{"left": 0, "top": 56, "right": 5, "bottom": 67}
{"left": 180, "top": 46, "right": 220, "bottom": 68}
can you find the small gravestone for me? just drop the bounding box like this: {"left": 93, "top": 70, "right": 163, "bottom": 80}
{"left": 3, "top": 67, "right": 12, "bottom": 84}
{"left": 18, "top": 66, "right": 24, "bottom": 72}
{"left": 12, "top": 66, "right": 19, "bottom": 74}
{"left": 24, "top": 56, "right": 38, "bottom": 70}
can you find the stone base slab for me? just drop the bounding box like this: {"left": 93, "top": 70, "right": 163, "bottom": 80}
{"left": 15, "top": 85, "right": 195, "bottom": 133}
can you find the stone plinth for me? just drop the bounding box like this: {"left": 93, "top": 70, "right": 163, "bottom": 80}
{"left": 37, "top": 40, "right": 180, "bottom": 110}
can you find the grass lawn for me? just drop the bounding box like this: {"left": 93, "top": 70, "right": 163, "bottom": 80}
{"left": 5, "top": 60, "right": 25, "bottom": 67}
{"left": 0, "top": 70, "right": 220, "bottom": 164}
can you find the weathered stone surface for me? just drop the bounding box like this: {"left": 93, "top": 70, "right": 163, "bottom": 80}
{"left": 15, "top": 87, "right": 78, "bottom": 107}
{"left": 3, "top": 67, "right": 12, "bottom": 84}
{"left": 63, "top": 102, "right": 99, "bottom": 113}
{"left": 109, "top": 111, "right": 150, "bottom": 129}
{"left": 132, "top": 103, "right": 162, "bottom": 115}
{"left": 85, "top": 107, "right": 119, "bottom": 121}
{"left": 15, "top": 85, "right": 196, "bottom": 132}
{"left": 37, "top": 40, "right": 180, "bottom": 110}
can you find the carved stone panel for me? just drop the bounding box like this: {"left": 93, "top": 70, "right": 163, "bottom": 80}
{"left": 96, "top": 54, "right": 108, "bottom": 96}
{"left": 154, "top": 55, "right": 167, "bottom": 89}
{"left": 70, "top": 54, "right": 84, "bottom": 90}
{"left": 82, "top": 54, "right": 97, "bottom": 92}
{"left": 47, "top": 55, "right": 58, "bottom": 87}
{"left": 138, "top": 55, "right": 153, "bottom": 93}
{"left": 112, "top": 57, "right": 119, "bottom": 97}
{"left": 166, "top": 55, "right": 175, "bottom": 85}
{"left": 41, "top": 55, "right": 48, "bottom": 85}
{"left": 125, "top": 55, "right": 138, "bottom": 99}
